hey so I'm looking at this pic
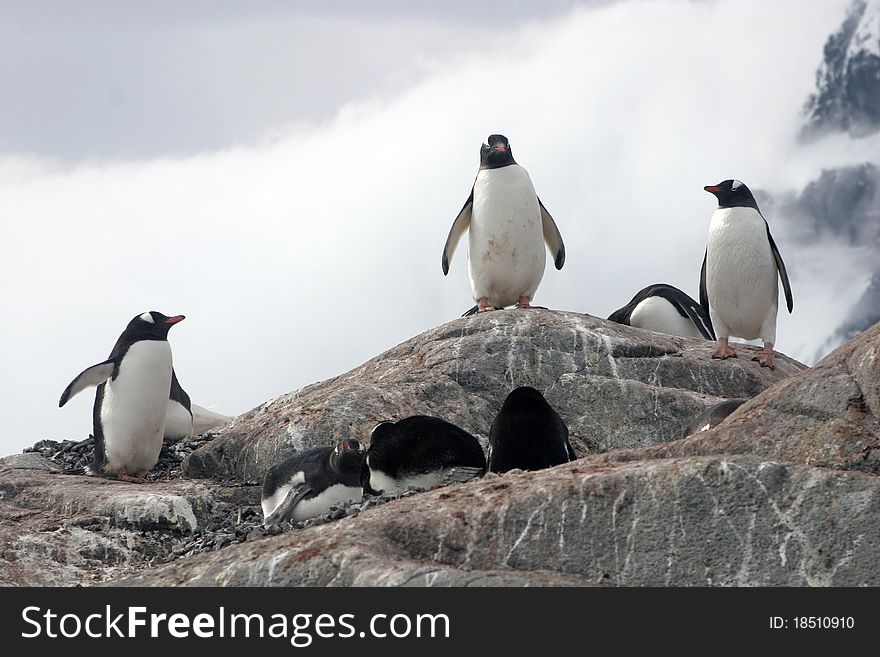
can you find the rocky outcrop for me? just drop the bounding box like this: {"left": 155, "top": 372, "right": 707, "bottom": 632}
{"left": 183, "top": 311, "right": 802, "bottom": 483}
{"left": 115, "top": 455, "right": 880, "bottom": 587}
{"left": 598, "top": 321, "right": 880, "bottom": 474}
{"left": 7, "top": 310, "right": 880, "bottom": 588}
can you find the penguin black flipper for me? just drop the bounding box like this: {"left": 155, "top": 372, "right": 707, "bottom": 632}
{"left": 565, "top": 436, "right": 576, "bottom": 462}
{"left": 263, "top": 483, "right": 312, "bottom": 527}
{"left": 442, "top": 188, "right": 474, "bottom": 275}
{"left": 765, "top": 221, "right": 793, "bottom": 313}
{"left": 699, "top": 249, "right": 712, "bottom": 331}
{"left": 169, "top": 370, "right": 192, "bottom": 413}
{"left": 538, "top": 198, "right": 565, "bottom": 270}
{"left": 439, "top": 465, "right": 485, "bottom": 485}
{"left": 58, "top": 359, "right": 116, "bottom": 407}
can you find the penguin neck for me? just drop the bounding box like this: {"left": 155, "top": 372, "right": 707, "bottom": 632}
{"left": 480, "top": 159, "right": 517, "bottom": 171}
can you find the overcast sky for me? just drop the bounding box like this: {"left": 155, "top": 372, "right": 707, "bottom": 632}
{"left": 1, "top": 0, "right": 865, "bottom": 457}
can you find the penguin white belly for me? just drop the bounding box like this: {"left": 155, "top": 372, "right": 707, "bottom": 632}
{"left": 629, "top": 297, "right": 705, "bottom": 339}
{"left": 468, "top": 165, "right": 546, "bottom": 307}
{"left": 101, "top": 341, "right": 173, "bottom": 475}
{"left": 164, "top": 400, "right": 194, "bottom": 439}
{"left": 261, "top": 473, "right": 361, "bottom": 522}
{"left": 706, "top": 208, "right": 778, "bottom": 341}
{"left": 369, "top": 469, "right": 443, "bottom": 495}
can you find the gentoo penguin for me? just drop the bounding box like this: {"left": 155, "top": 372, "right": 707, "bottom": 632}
{"left": 442, "top": 134, "right": 565, "bottom": 313}
{"left": 684, "top": 399, "right": 746, "bottom": 436}
{"left": 363, "top": 416, "right": 486, "bottom": 495}
{"left": 163, "top": 371, "right": 233, "bottom": 440}
{"left": 488, "top": 386, "right": 575, "bottom": 473}
{"left": 701, "top": 179, "right": 793, "bottom": 369}
{"left": 608, "top": 283, "right": 715, "bottom": 340}
{"left": 59, "top": 311, "right": 185, "bottom": 480}
{"left": 261, "top": 439, "right": 365, "bottom": 527}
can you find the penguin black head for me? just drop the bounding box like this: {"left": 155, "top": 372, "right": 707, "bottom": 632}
{"left": 480, "top": 134, "right": 516, "bottom": 169}
{"left": 330, "top": 438, "right": 364, "bottom": 476}
{"left": 704, "top": 179, "right": 759, "bottom": 210}
{"left": 123, "top": 311, "right": 185, "bottom": 342}
{"left": 503, "top": 385, "right": 547, "bottom": 407}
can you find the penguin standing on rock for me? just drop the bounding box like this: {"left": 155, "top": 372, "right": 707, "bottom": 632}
{"left": 488, "top": 387, "right": 575, "bottom": 473}
{"left": 442, "top": 134, "right": 565, "bottom": 314}
{"left": 261, "top": 439, "right": 365, "bottom": 527}
{"left": 363, "top": 416, "right": 486, "bottom": 495}
{"left": 58, "top": 311, "right": 185, "bottom": 481}
{"left": 701, "top": 179, "right": 793, "bottom": 369}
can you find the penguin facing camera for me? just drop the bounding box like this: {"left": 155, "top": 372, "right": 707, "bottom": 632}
{"left": 443, "top": 134, "right": 565, "bottom": 314}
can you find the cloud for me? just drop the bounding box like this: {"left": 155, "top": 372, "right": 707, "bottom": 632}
{"left": 0, "top": 0, "right": 858, "bottom": 455}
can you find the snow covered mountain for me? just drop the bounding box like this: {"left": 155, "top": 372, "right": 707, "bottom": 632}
{"left": 802, "top": 0, "right": 880, "bottom": 138}
{"left": 766, "top": 0, "right": 880, "bottom": 361}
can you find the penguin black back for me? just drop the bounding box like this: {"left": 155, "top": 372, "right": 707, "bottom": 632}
{"left": 364, "top": 416, "right": 486, "bottom": 495}
{"left": 488, "top": 386, "right": 574, "bottom": 473}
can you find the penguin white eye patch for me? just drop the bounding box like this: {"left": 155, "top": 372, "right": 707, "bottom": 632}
{"left": 139, "top": 312, "right": 155, "bottom": 323}
{"left": 731, "top": 180, "right": 743, "bottom": 191}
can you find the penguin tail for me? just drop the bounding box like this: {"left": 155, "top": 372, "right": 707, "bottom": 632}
{"left": 461, "top": 305, "right": 480, "bottom": 317}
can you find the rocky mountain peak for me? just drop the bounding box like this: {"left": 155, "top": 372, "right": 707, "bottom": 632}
{"left": 802, "top": 0, "right": 880, "bottom": 139}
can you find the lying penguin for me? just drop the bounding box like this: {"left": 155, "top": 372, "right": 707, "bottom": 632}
{"left": 261, "top": 439, "right": 365, "bottom": 527}
{"left": 363, "top": 416, "right": 486, "bottom": 496}
{"left": 608, "top": 283, "right": 714, "bottom": 340}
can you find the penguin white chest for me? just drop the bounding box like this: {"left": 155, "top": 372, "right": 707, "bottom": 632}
{"left": 101, "top": 340, "right": 173, "bottom": 475}
{"left": 706, "top": 208, "right": 778, "bottom": 340}
{"left": 468, "top": 165, "right": 546, "bottom": 307}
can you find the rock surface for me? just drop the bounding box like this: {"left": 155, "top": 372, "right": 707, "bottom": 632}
{"left": 4, "top": 310, "right": 879, "bottom": 588}
{"left": 183, "top": 311, "right": 802, "bottom": 483}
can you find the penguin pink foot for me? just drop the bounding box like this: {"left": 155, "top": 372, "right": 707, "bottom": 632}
{"left": 477, "top": 298, "right": 497, "bottom": 312}
{"left": 752, "top": 345, "right": 776, "bottom": 369}
{"left": 712, "top": 338, "right": 737, "bottom": 360}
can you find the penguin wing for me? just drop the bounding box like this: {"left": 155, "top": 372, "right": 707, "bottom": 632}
{"left": 263, "top": 483, "right": 312, "bottom": 527}
{"left": 59, "top": 359, "right": 115, "bottom": 407}
{"left": 565, "top": 437, "right": 576, "bottom": 462}
{"left": 538, "top": 198, "right": 565, "bottom": 270}
{"left": 442, "top": 188, "right": 473, "bottom": 275}
{"left": 765, "top": 222, "right": 793, "bottom": 313}
{"left": 439, "top": 465, "right": 485, "bottom": 485}
{"left": 169, "top": 369, "right": 192, "bottom": 412}
{"left": 699, "top": 249, "right": 711, "bottom": 322}
{"left": 652, "top": 285, "right": 716, "bottom": 341}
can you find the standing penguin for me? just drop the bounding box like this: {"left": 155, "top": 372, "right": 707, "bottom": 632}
{"left": 701, "top": 179, "right": 793, "bottom": 369}
{"left": 261, "top": 439, "right": 365, "bottom": 527}
{"left": 442, "top": 134, "right": 565, "bottom": 313}
{"left": 488, "top": 387, "right": 575, "bottom": 473}
{"left": 58, "top": 311, "right": 185, "bottom": 481}
{"left": 364, "top": 416, "right": 486, "bottom": 495}
{"left": 608, "top": 283, "right": 715, "bottom": 340}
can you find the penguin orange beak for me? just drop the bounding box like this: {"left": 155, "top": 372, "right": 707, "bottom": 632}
{"left": 494, "top": 145, "right": 506, "bottom": 151}
{"left": 165, "top": 315, "right": 185, "bottom": 324}
{"left": 704, "top": 185, "right": 723, "bottom": 194}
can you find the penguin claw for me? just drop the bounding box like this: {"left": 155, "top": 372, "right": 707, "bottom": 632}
{"left": 752, "top": 354, "right": 776, "bottom": 369}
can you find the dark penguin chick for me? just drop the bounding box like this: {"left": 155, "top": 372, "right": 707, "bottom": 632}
{"left": 442, "top": 133, "right": 565, "bottom": 313}
{"left": 684, "top": 399, "right": 746, "bottom": 436}
{"left": 59, "top": 311, "right": 185, "bottom": 481}
{"left": 363, "top": 416, "right": 486, "bottom": 495}
{"left": 261, "top": 439, "right": 365, "bottom": 527}
{"left": 488, "top": 386, "right": 575, "bottom": 473}
{"left": 608, "top": 283, "right": 715, "bottom": 340}
{"left": 701, "top": 179, "right": 793, "bottom": 369}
